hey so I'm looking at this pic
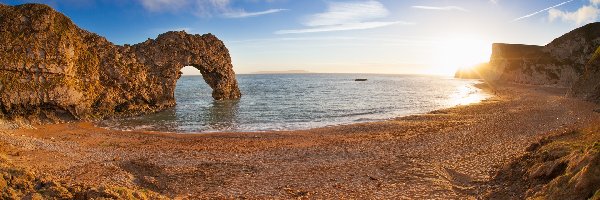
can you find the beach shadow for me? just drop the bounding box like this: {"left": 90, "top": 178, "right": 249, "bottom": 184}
{"left": 436, "top": 166, "right": 481, "bottom": 195}
{"left": 119, "top": 159, "right": 168, "bottom": 192}
{"left": 119, "top": 158, "right": 257, "bottom": 195}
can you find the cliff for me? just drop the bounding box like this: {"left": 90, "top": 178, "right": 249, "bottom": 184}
{"left": 458, "top": 22, "right": 600, "bottom": 103}
{"left": 0, "top": 4, "right": 241, "bottom": 123}
{"left": 487, "top": 43, "right": 578, "bottom": 86}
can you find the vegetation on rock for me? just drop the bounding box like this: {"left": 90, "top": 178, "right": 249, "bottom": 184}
{"left": 482, "top": 125, "right": 600, "bottom": 199}
{"left": 0, "top": 153, "right": 167, "bottom": 199}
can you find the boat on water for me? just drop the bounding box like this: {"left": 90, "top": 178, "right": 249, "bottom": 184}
{"left": 354, "top": 79, "right": 368, "bottom": 81}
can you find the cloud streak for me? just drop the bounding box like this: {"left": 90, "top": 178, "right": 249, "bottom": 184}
{"left": 513, "top": 0, "right": 573, "bottom": 21}
{"left": 276, "top": 21, "right": 413, "bottom": 34}
{"left": 138, "top": 0, "right": 287, "bottom": 18}
{"left": 223, "top": 8, "right": 288, "bottom": 18}
{"left": 303, "top": 0, "right": 389, "bottom": 26}
{"left": 411, "top": 6, "right": 468, "bottom": 12}
{"left": 276, "top": 0, "right": 409, "bottom": 34}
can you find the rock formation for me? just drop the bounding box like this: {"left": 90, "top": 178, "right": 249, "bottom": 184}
{"left": 457, "top": 22, "right": 600, "bottom": 103}
{"left": 487, "top": 43, "right": 580, "bottom": 87}
{"left": 0, "top": 3, "right": 241, "bottom": 123}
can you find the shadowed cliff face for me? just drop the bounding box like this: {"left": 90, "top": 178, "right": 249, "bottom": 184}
{"left": 570, "top": 47, "right": 600, "bottom": 103}
{"left": 0, "top": 4, "right": 241, "bottom": 123}
{"left": 488, "top": 44, "right": 577, "bottom": 86}
{"left": 485, "top": 42, "right": 583, "bottom": 87}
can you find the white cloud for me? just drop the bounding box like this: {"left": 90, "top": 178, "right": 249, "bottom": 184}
{"left": 304, "top": 1, "right": 389, "bottom": 26}
{"left": 547, "top": 0, "right": 600, "bottom": 25}
{"left": 276, "top": 21, "right": 413, "bottom": 34}
{"left": 223, "top": 8, "right": 288, "bottom": 18}
{"left": 411, "top": 6, "right": 468, "bottom": 12}
{"left": 549, "top": 5, "right": 600, "bottom": 25}
{"left": 276, "top": 0, "right": 409, "bottom": 34}
{"left": 138, "top": 0, "right": 286, "bottom": 18}
{"left": 514, "top": 0, "right": 573, "bottom": 21}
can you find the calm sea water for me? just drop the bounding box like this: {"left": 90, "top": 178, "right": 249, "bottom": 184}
{"left": 100, "top": 74, "right": 487, "bottom": 133}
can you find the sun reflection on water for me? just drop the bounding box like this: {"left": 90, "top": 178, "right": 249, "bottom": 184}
{"left": 448, "top": 84, "right": 489, "bottom": 106}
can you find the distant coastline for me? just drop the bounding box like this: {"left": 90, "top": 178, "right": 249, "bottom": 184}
{"left": 250, "top": 70, "right": 312, "bottom": 74}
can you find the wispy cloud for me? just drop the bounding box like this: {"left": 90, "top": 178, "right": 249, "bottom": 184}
{"left": 303, "top": 0, "right": 389, "bottom": 26}
{"left": 549, "top": 0, "right": 600, "bottom": 25}
{"left": 411, "top": 6, "right": 468, "bottom": 12}
{"left": 223, "top": 8, "right": 288, "bottom": 18}
{"left": 513, "top": 0, "right": 573, "bottom": 21}
{"left": 138, "top": 0, "right": 287, "bottom": 18}
{"left": 276, "top": 0, "right": 410, "bottom": 34}
{"left": 230, "top": 35, "right": 439, "bottom": 46}
{"left": 276, "top": 21, "right": 413, "bottom": 34}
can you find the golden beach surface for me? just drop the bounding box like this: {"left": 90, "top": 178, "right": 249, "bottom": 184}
{"left": 1, "top": 83, "right": 598, "bottom": 199}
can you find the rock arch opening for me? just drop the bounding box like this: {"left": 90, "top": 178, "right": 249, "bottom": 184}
{"left": 180, "top": 66, "right": 202, "bottom": 76}
{"left": 176, "top": 64, "right": 241, "bottom": 101}
{"left": 176, "top": 66, "right": 209, "bottom": 101}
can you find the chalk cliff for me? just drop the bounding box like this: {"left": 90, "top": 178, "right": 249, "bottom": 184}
{"left": 488, "top": 43, "right": 579, "bottom": 87}
{"left": 457, "top": 22, "right": 600, "bottom": 102}
{"left": 0, "top": 4, "right": 241, "bottom": 123}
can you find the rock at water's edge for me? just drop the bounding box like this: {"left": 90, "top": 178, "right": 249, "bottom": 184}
{"left": 0, "top": 4, "right": 241, "bottom": 123}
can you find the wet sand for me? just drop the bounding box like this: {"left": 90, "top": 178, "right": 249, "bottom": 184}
{"left": 0, "top": 83, "right": 598, "bottom": 199}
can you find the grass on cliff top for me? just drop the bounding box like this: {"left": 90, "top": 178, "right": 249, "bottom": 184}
{"left": 586, "top": 45, "right": 600, "bottom": 75}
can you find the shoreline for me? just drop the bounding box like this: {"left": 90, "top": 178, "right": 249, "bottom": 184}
{"left": 95, "top": 80, "right": 490, "bottom": 135}
{"left": 1, "top": 83, "right": 598, "bottom": 198}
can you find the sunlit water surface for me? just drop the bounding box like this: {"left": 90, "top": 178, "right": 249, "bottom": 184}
{"left": 100, "top": 74, "right": 488, "bottom": 133}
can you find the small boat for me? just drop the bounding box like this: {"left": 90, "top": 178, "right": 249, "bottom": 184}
{"left": 354, "top": 79, "right": 368, "bottom": 81}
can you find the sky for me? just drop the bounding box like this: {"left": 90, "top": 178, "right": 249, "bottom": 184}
{"left": 3, "top": 0, "right": 600, "bottom": 75}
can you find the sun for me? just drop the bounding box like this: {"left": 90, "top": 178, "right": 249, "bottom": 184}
{"left": 429, "top": 36, "right": 492, "bottom": 76}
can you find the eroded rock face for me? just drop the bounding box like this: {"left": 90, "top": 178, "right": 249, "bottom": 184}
{"left": 0, "top": 4, "right": 241, "bottom": 123}
{"left": 488, "top": 43, "right": 580, "bottom": 87}
{"left": 570, "top": 47, "right": 600, "bottom": 103}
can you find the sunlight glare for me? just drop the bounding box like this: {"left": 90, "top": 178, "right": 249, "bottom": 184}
{"left": 430, "top": 36, "right": 492, "bottom": 76}
{"left": 449, "top": 84, "right": 489, "bottom": 106}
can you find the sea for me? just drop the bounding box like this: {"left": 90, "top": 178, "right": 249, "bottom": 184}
{"left": 99, "top": 74, "right": 488, "bottom": 133}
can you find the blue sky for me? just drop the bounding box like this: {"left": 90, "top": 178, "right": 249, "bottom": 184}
{"left": 3, "top": 0, "right": 600, "bottom": 75}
